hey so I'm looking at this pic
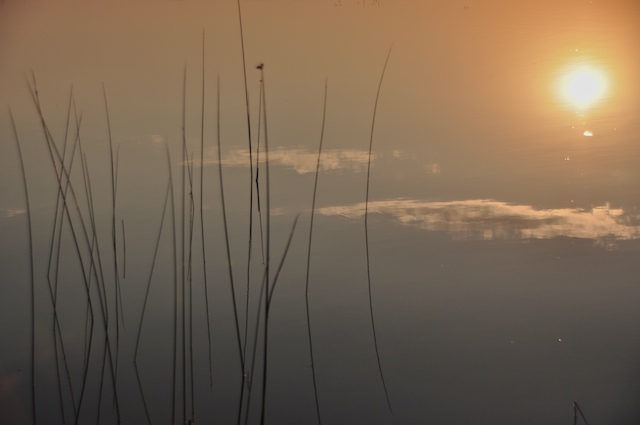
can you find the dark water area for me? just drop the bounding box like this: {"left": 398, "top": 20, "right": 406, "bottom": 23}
{"left": 1, "top": 0, "right": 639, "bottom": 424}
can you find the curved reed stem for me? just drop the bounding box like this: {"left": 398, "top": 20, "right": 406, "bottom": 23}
{"left": 199, "top": 28, "right": 214, "bottom": 390}
{"left": 304, "top": 79, "right": 329, "bottom": 425}
{"left": 9, "top": 107, "right": 37, "bottom": 425}
{"left": 364, "top": 46, "right": 393, "bottom": 415}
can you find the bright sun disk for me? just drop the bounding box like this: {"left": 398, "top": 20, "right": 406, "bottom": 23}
{"left": 559, "top": 65, "right": 607, "bottom": 109}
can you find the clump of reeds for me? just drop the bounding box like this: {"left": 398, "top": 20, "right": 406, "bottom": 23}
{"left": 10, "top": 13, "right": 396, "bottom": 425}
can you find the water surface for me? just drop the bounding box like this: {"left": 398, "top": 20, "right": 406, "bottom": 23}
{"left": 1, "top": 0, "right": 639, "bottom": 424}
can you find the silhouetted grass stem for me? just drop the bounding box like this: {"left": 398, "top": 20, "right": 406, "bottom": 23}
{"left": 364, "top": 47, "right": 393, "bottom": 415}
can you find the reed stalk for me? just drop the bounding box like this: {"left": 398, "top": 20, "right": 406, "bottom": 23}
{"left": 44, "top": 87, "right": 78, "bottom": 423}
{"left": 364, "top": 47, "right": 393, "bottom": 415}
{"left": 9, "top": 107, "right": 37, "bottom": 425}
{"left": 573, "top": 402, "right": 590, "bottom": 425}
{"left": 181, "top": 64, "right": 188, "bottom": 425}
{"left": 258, "top": 63, "right": 271, "bottom": 425}
{"left": 102, "top": 85, "right": 124, "bottom": 416}
{"left": 121, "top": 220, "right": 126, "bottom": 279}
{"left": 186, "top": 151, "right": 196, "bottom": 423}
{"left": 236, "top": 0, "right": 255, "bottom": 364}
{"left": 304, "top": 79, "right": 329, "bottom": 425}
{"left": 216, "top": 73, "right": 245, "bottom": 370}
{"left": 168, "top": 141, "right": 179, "bottom": 425}
{"left": 199, "top": 29, "right": 214, "bottom": 389}
{"left": 27, "top": 74, "right": 121, "bottom": 422}
{"left": 133, "top": 170, "right": 172, "bottom": 425}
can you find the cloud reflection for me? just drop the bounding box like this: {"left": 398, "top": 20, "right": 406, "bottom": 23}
{"left": 0, "top": 209, "right": 26, "bottom": 218}
{"left": 318, "top": 199, "right": 640, "bottom": 243}
{"left": 202, "top": 147, "right": 375, "bottom": 174}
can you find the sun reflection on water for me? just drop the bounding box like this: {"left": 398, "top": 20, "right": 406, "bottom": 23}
{"left": 557, "top": 61, "right": 608, "bottom": 111}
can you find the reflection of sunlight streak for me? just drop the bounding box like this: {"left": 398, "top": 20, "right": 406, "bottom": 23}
{"left": 200, "top": 147, "right": 375, "bottom": 174}
{"left": 318, "top": 199, "right": 640, "bottom": 243}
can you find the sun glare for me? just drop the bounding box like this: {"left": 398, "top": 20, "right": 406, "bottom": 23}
{"left": 559, "top": 65, "right": 607, "bottom": 109}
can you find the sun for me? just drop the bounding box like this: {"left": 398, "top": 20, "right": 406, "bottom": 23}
{"left": 558, "top": 64, "right": 607, "bottom": 109}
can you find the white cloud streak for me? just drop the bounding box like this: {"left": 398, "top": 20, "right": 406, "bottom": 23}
{"left": 199, "top": 147, "right": 375, "bottom": 174}
{"left": 0, "top": 209, "right": 26, "bottom": 218}
{"left": 318, "top": 199, "right": 640, "bottom": 243}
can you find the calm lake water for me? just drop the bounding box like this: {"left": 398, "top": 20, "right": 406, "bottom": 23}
{"left": 1, "top": 0, "right": 639, "bottom": 424}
